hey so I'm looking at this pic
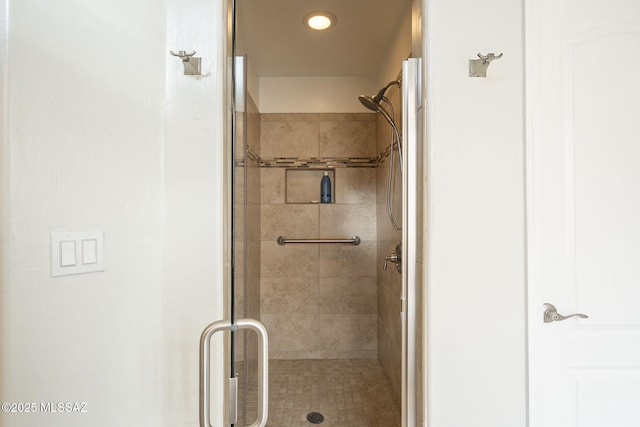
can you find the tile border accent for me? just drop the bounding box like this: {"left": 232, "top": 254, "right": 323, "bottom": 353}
{"left": 261, "top": 156, "right": 377, "bottom": 168}
{"left": 258, "top": 145, "right": 392, "bottom": 169}
{"left": 237, "top": 146, "right": 392, "bottom": 169}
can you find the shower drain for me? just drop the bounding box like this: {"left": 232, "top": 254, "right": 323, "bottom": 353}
{"left": 306, "top": 412, "right": 325, "bottom": 424}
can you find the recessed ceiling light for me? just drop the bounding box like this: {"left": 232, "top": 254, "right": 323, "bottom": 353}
{"left": 304, "top": 11, "right": 337, "bottom": 31}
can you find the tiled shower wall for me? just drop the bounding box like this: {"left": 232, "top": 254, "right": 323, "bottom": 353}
{"left": 259, "top": 113, "right": 379, "bottom": 359}
{"left": 376, "top": 85, "right": 403, "bottom": 406}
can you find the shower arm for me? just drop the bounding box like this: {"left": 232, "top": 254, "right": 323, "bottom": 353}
{"left": 373, "top": 80, "right": 401, "bottom": 103}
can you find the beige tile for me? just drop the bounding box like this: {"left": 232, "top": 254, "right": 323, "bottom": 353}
{"left": 261, "top": 314, "right": 318, "bottom": 354}
{"left": 378, "top": 328, "right": 402, "bottom": 405}
{"left": 318, "top": 240, "right": 376, "bottom": 278}
{"left": 234, "top": 165, "right": 245, "bottom": 201}
{"left": 316, "top": 349, "right": 377, "bottom": 359}
{"left": 268, "top": 350, "right": 319, "bottom": 360}
{"left": 261, "top": 204, "right": 318, "bottom": 240}
{"left": 319, "top": 314, "right": 377, "bottom": 352}
{"left": 261, "top": 169, "right": 285, "bottom": 204}
{"left": 261, "top": 277, "right": 318, "bottom": 314}
{"left": 246, "top": 203, "right": 261, "bottom": 241}
{"left": 234, "top": 284, "right": 245, "bottom": 316}
{"left": 388, "top": 283, "right": 402, "bottom": 342}
{"left": 376, "top": 163, "right": 403, "bottom": 237}
{"left": 377, "top": 263, "right": 402, "bottom": 352}
{"left": 376, "top": 113, "right": 392, "bottom": 155}
{"left": 261, "top": 121, "right": 319, "bottom": 158}
{"left": 319, "top": 277, "right": 376, "bottom": 314}
{"left": 246, "top": 277, "right": 261, "bottom": 320}
{"left": 261, "top": 113, "right": 318, "bottom": 122}
{"left": 377, "top": 185, "right": 402, "bottom": 246}
{"left": 234, "top": 236, "right": 245, "bottom": 283}
{"left": 246, "top": 163, "right": 261, "bottom": 204}
{"left": 246, "top": 240, "right": 261, "bottom": 280}
{"left": 318, "top": 113, "right": 377, "bottom": 122}
{"left": 319, "top": 204, "right": 376, "bottom": 241}
{"left": 334, "top": 168, "right": 376, "bottom": 205}
{"left": 377, "top": 280, "right": 393, "bottom": 338}
{"left": 234, "top": 202, "right": 245, "bottom": 240}
{"left": 261, "top": 241, "right": 318, "bottom": 277}
{"left": 319, "top": 120, "right": 376, "bottom": 158}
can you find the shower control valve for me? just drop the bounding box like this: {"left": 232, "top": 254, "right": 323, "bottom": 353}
{"left": 384, "top": 253, "right": 398, "bottom": 269}
{"left": 383, "top": 243, "right": 402, "bottom": 273}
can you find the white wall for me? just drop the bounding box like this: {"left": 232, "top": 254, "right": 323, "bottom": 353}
{"left": 258, "top": 76, "right": 376, "bottom": 113}
{"left": 375, "top": 1, "right": 413, "bottom": 89}
{"left": 0, "top": 1, "right": 165, "bottom": 425}
{"left": 164, "top": 0, "right": 228, "bottom": 425}
{"left": 423, "top": 0, "right": 527, "bottom": 426}
{"left": 257, "top": 2, "right": 412, "bottom": 115}
{"left": 0, "top": 0, "right": 10, "bottom": 408}
{"left": 0, "top": 0, "right": 227, "bottom": 426}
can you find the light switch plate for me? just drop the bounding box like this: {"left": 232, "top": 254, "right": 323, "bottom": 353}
{"left": 51, "top": 231, "right": 104, "bottom": 277}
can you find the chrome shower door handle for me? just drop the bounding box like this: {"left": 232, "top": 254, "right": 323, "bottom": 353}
{"left": 200, "top": 318, "right": 269, "bottom": 427}
{"left": 543, "top": 303, "right": 589, "bottom": 323}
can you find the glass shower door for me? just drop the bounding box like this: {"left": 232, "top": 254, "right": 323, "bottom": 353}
{"left": 232, "top": 54, "right": 263, "bottom": 427}
{"left": 198, "top": 3, "right": 268, "bottom": 424}
{"left": 198, "top": 53, "right": 268, "bottom": 427}
{"left": 232, "top": 51, "right": 248, "bottom": 426}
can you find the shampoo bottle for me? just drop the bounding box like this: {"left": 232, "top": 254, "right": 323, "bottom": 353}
{"left": 320, "top": 171, "right": 332, "bottom": 203}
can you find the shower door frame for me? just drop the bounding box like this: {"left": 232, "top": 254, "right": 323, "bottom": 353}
{"left": 401, "top": 57, "right": 423, "bottom": 427}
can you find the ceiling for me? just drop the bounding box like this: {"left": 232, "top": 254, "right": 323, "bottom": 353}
{"left": 236, "top": 0, "right": 412, "bottom": 78}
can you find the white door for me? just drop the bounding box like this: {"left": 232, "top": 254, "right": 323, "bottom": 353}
{"left": 526, "top": 1, "right": 640, "bottom": 426}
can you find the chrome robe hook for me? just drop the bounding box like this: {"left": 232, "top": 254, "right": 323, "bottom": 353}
{"left": 170, "top": 50, "right": 201, "bottom": 76}
{"left": 469, "top": 52, "right": 503, "bottom": 77}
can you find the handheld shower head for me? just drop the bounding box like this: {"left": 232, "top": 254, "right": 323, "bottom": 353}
{"left": 358, "top": 79, "right": 401, "bottom": 123}
{"left": 357, "top": 94, "right": 380, "bottom": 112}
{"left": 357, "top": 79, "right": 403, "bottom": 231}
{"left": 358, "top": 94, "right": 396, "bottom": 129}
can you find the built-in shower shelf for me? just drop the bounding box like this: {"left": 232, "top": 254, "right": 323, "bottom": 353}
{"left": 285, "top": 169, "right": 335, "bottom": 204}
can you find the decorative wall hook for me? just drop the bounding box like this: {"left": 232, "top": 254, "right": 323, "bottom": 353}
{"left": 469, "top": 52, "right": 503, "bottom": 77}
{"left": 170, "top": 50, "right": 202, "bottom": 76}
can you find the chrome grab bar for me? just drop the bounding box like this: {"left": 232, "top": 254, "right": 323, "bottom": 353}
{"left": 276, "top": 236, "right": 361, "bottom": 246}
{"left": 200, "top": 318, "right": 269, "bottom": 427}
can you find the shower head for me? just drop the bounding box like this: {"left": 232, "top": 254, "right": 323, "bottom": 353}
{"left": 358, "top": 94, "right": 396, "bottom": 129}
{"left": 358, "top": 79, "right": 401, "bottom": 121}
{"left": 357, "top": 94, "right": 381, "bottom": 112}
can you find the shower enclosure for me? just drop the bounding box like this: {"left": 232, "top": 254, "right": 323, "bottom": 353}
{"left": 199, "top": 1, "right": 423, "bottom": 426}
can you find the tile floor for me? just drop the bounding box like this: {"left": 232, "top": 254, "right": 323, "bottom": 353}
{"left": 244, "top": 359, "right": 400, "bottom": 427}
